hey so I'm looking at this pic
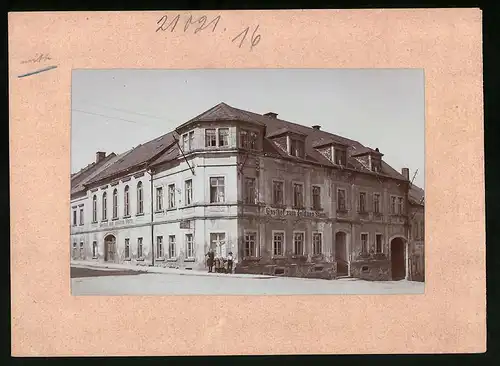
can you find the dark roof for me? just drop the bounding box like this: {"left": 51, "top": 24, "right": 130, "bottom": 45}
{"left": 85, "top": 133, "right": 176, "bottom": 185}
{"left": 409, "top": 184, "right": 425, "bottom": 206}
{"left": 71, "top": 153, "right": 122, "bottom": 195}
{"left": 80, "top": 102, "right": 409, "bottom": 186}
{"left": 71, "top": 153, "right": 117, "bottom": 189}
{"left": 350, "top": 146, "right": 384, "bottom": 157}
{"left": 266, "top": 126, "right": 307, "bottom": 138}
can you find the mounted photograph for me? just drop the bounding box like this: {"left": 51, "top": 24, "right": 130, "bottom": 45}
{"left": 70, "top": 68, "right": 425, "bottom": 295}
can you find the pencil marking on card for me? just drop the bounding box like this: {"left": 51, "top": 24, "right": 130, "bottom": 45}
{"left": 18, "top": 65, "right": 58, "bottom": 79}
{"left": 156, "top": 14, "right": 261, "bottom": 51}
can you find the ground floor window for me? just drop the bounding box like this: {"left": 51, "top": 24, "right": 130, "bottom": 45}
{"left": 185, "top": 234, "right": 194, "bottom": 258}
{"left": 124, "top": 238, "right": 130, "bottom": 259}
{"left": 244, "top": 232, "right": 257, "bottom": 257}
{"left": 312, "top": 232, "right": 322, "bottom": 255}
{"left": 137, "top": 237, "right": 143, "bottom": 258}
{"left": 156, "top": 236, "right": 164, "bottom": 258}
{"left": 92, "top": 241, "right": 97, "bottom": 258}
{"left": 293, "top": 232, "right": 304, "bottom": 255}
{"left": 210, "top": 233, "right": 226, "bottom": 257}
{"left": 361, "top": 233, "right": 369, "bottom": 253}
{"left": 273, "top": 231, "right": 284, "bottom": 256}
{"left": 375, "top": 234, "right": 383, "bottom": 253}
{"left": 168, "top": 235, "right": 176, "bottom": 259}
{"left": 72, "top": 242, "right": 77, "bottom": 259}
{"left": 79, "top": 242, "right": 84, "bottom": 259}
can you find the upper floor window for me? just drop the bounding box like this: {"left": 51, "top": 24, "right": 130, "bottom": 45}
{"left": 156, "top": 236, "right": 164, "bottom": 258}
{"left": 72, "top": 209, "right": 77, "bottom": 226}
{"left": 240, "top": 130, "right": 257, "bottom": 149}
{"left": 337, "top": 189, "right": 346, "bottom": 211}
{"left": 373, "top": 193, "right": 380, "bottom": 214}
{"left": 335, "top": 148, "right": 347, "bottom": 166}
{"left": 210, "top": 177, "right": 225, "bottom": 203}
{"left": 185, "top": 179, "right": 193, "bottom": 205}
{"left": 124, "top": 186, "right": 130, "bottom": 216}
{"left": 182, "top": 131, "right": 195, "bottom": 152}
{"left": 92, "top": 195, "right": 97, "bottom": 222}
{"left": 290, "top": 139, "right": 304, "bottom": 157}
{"left": 397, "top": 197, "right": 404, "bottom": 214}
{"left": 244, "top": 177, "right": 256, "bottom": 204}
{"left": 218, "top": 128, "right": 229, "bottom": 147}
{"left": 391, "top": 196, "right": 397, "bottom": 214}
{"left": 112, "top": 189, "right": 118, "bottom": 219}
{"left": 79, "top": 207, "right": 84, "bottom": 225}
{"left": 293, "top": 183, "right": 304, "bottom": 208}
{"left": 391, "top": 196, "right": 404, "bottom": 215}
{"left": 137, "top": 182, "right": 144, "bottom": 214}
{"left": 272, "top": 181, "right": 284, "bottom": 205}
{"left": 137, "top": 237, "right": 143, "bottom": 258}
{"left": 124, "top": 238, "right": 130, "bottom": 259}
{"left": 312, "top": 186, "right": 321, "bottom": 210}
{"left": 372, "top": 159, "right": 382, "bottom": 172}
{"left": 168, "top": 184, "right": 176, "bottom": 209}
{"left": 205, "top": 129, "right": 217, "bottom": 147}
{"left": 359, "top": 192, "right": 366, "bottom": 213}
{"left": 102, "top": 192, "right": 107, "bottom": 220}
{"left": 156, "top": 187, "right": 163, "bottom": 211}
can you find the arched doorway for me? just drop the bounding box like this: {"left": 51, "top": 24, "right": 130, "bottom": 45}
{"left": 390, "top": 237, "right": 406, "bottom": 280}
{"left": 104, "top": 234, "right": 117, "bottom": 262}
{"left": 335, "top": 231, "right": 348, "bottom": 276}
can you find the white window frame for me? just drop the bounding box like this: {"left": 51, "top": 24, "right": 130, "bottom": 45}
{"left": 102, "top": 192, "right": 107, "bottom": 220}
{"left": 72, "top": 209, "right": 77, "bottom": 226}
{"left": 243, "top": 231, "right": 258, "bottom": 258}
{"left": 79, "top": 241, "right": 84, "bottom": 259}
{"left": 337, "top": 188, "right": 347, "bottom": 211}
{"left": 124, "top": 185, "right": 130, "bottom": 216}
{"left": 218, "top": 127, "right": 230, "bottom": 147}
{"left": 360, "top": 232, "right": 369, "bottom": 253}
{"left": 156, "top": 236, "right": 164, "bottom": 259}
{"left": 137, "top": 182, "right": 144, "bottom": 214}
{"left": 72, "top": 242, "right": 77, "bottom": 259}
{"left": 188, "top": 131, "right": 194, "bottom": 150}
{"left": 92, "top": 195, "right": 98, "bottom": 222}
{"left": 155, "top": 186, "right": 164, "bottom": 211}
{"left": 185, "top": 233, "right": 194, "bottom": 259}
{"left": 185, "top": 179, "right": 193, "bottom": 206}
{"left": 210, "top": 232, "right": 227, "bottom": 257}
{"left": 272, "top": 179, "right": 285, "bottom": 206}
{"left": 92, "top": 241, "right": 97, "bottom": 258}
{"left": 124, "top": 238, "right": 130, "bottom": 259}
{"left": 182, "top": 133, "right": 189, "bottom": 152}
{"left": 312, "top": 185, "right": 321, "bottom": 210}
{"left": 168, "top": 235, "right": 176, "bottom": 259}
{"left": 137, "top": 237, "right": 143, "bottom": 259}
{"left": 292, "top": 231, "right": 305, "bottom": 255}
{"left": 312, "top": 232, "right": 323, "bottom": 255}
{"left": 112, "top": 189, "right": 118, "bottom": 219}
{"left": 168, "top": 183, "right": 176, "bottom": 209}
{"left": 373, "top": 192, "right": 381, "bottom": 214}
{"left": 79, "top": 207, "right": 84, "bottom": 226}
{"left": 375, "top": 233, "right": 383, "bottom": 253}
{"left": 272, "top": 230, "right": 285, "bottom": 257}
{"left": 205, "top": 128, "right": 217, "bottom": 147}
{"left": 244, "top": 177, "right": 257, "bottom": 204}
{"left": 209, "top": 176, "right": 225, "bottom": 203}
{"left": 292, "top": 182, "right": 304, "bottom": 208}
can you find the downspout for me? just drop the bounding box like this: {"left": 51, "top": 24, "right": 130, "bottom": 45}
{"left": 148, "top": 167, "right": 155, "bottom": 267}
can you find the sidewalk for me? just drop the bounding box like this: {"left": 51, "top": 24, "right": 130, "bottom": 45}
{"left": 71, "top": 260, "right": 276, "bottom": 279}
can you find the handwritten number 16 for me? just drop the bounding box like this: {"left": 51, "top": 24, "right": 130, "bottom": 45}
{"left": 232, "top": 25, "right": 261, "bottom": 50}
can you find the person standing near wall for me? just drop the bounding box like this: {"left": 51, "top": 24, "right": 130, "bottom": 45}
{"left": 207, "top": 249, "right": 215, "bottom": 273}
{"left": 227, "top": 252, "right": 233, "bottom": 274}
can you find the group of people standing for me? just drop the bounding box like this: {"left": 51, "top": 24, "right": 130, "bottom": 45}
{"left": 206, "top": 250, "right": 233, "bottom": 274}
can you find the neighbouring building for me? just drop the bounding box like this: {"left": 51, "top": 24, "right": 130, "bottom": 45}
{"left": 70, "top": 102, "right": 425, "bottom": 281}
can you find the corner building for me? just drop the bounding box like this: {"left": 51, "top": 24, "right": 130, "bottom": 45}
{"left": 70, "top": 102, "right": 425, "bottom": 281}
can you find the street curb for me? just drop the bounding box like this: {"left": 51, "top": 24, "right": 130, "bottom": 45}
{"left": 71, "top": 262, "right": 277, "bottom": 280}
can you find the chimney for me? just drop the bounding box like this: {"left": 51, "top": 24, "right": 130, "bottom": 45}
{"left": 264, "top": 112, "right": 278, "bottom": 119}
{"left": 312, "top": 125, "right": 321, "bottom": 130}
{"left": 96, "top": 151, "right": 106, "bottom": 163}
{"left": 401, "top": 167, "right": 410, "bottom": 180}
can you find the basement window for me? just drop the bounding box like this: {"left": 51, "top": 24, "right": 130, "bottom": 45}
{"left": 361, "top": 266, "right": 369, "bottom": 273}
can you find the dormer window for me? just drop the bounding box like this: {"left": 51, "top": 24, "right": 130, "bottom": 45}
{"left": 351, "top": 147, "right": 384, "bottom": 172}
{"left": 182, "top": 131, "right": 194, "bottom": 152}
{"left": 290, "top": 139, "right": 305, "bottom": 158}
{"left": 335, "top": 148, "right": 347, "bottom": 166}
{"left": 371, "top": 158, "right": 382, "bottom": 172}
{"left": 218, "top": 128, "right": 229, "bottom": 147}
{"left": 312, "top": 139, "right": 348, "bottom": 166}
{"left": 205, "top": 129, "right": 217, "bottom": 147}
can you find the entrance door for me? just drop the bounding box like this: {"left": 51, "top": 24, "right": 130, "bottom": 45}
{"left": 390, "top": 237, "right": 405, "bottom": 280}
{"left": 104, "top": 235, "right": 116, "bottom": 262}
{"left": 335, "top": 232, "right": 348, "bottom": 276}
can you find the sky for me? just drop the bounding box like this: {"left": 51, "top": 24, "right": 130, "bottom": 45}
{"left": 71, "top": 69, "right": 424, "bottom": 188}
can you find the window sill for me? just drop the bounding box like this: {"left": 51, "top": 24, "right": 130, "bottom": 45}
{"left": 271, "top": 255, "right": 286, "bottom": 259}
{"left": 136, "top": 258, "right": 145, "bottom": 261}
{"left": 243, "top": 256, "right": 260, "bottom": 261}
{"left": 166, "top": 258, "right": 178, "bottom": 262}
{"left": 166, "top": 207, "right": 177, "bottom": 212}
{"left": 207, "top": 202, "right": 227, "bottom": 205}
{"left": 124, "top": 258, "right": 131, "bottom": 261}
{"left": 91, "top": 221, "right": 98, "bottom": 224}
{"left": 112, "top": 217, "right": 119, "bottom": 221}
{"left": 101, "top": 219, "right": 108, "bottom": 223}
{"left": 184, "top": 258, "right": 196, "bottom": 262}
{"left": 156, "top": 258, "right": 165, "bottom": 261}
{"left": 155, "top": 210, "right": 164, "bottom": 214}
{"left": 92, "top": 256, "right": 98, "bottom": 259}
{"left": 123, "top": 215, "right": 131, "bottom": 219}
{"left": 336, "top": 209, "right": 348, "bottom": 213}
{"left": 136, "top": 213, "right": 145, "bottom": 217}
